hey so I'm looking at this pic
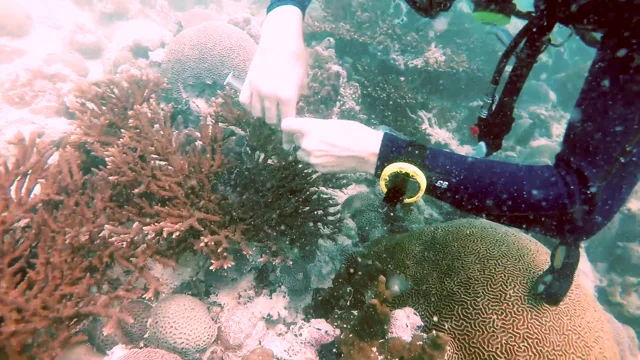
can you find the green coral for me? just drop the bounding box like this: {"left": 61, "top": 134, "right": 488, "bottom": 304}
{"left": 210, "top": 92, "right": 350, "bottom": 264}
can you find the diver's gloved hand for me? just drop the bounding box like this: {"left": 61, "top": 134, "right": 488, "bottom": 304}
{"left": 531, "top": 242, "right": 581, "bottom": 306}
{"left": 239, "top": 5, "right": 308, "bottom": 138}
{"left": 281, "top": 117, "right": 384, "bottom": 174}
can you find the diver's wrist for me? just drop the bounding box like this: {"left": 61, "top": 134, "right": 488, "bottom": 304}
{"left": 262, "top": 6, "right": 304, "bottom": 44}
{"left": 360, "top": 130, "right": 384, "bottom": 175}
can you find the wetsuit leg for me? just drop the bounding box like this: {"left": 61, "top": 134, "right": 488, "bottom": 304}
{"left": 533, "top": 27, "right": 639, "bottom": 305}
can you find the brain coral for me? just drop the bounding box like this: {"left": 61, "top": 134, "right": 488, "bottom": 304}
{"left": 160, "top": 21, "right": 257, "bottom": 100}
{"left": 119, "top": 299, "right": 153, "bottom": 344}
{"left": 117, "top": 348, "right": 182, "bottom": 360}
{"left": 363, "top": 219, "right": 620, "bottom": 359}
{"left": 146, "top": 294, "right": 217, "bottom": 359}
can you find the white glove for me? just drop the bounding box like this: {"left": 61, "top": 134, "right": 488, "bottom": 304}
{"left": 239, "top": 5, "right": 308, "bottom": 131}
{"left": 280, "top": 117, "right": 384, "bottom": 174}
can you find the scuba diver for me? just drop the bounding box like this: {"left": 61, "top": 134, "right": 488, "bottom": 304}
{"left": 239, "top": 0, "right": 640, "bottom": 306}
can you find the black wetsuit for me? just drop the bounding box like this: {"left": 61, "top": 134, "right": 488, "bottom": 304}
{"left": 268, "top": 0, "right": 640, "bottom": 244}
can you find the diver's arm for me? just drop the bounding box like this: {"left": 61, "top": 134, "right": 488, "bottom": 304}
{"left": 375, "top": 30, "right": 639, "bottom": 243}
{"left": 267, "top": 0, "right": 312, "bottom": 16}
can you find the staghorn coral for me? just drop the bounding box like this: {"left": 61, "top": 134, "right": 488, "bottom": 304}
{"left": 160, "top": 21, "right": 257, "bottom": 102}
{"left": 70, "top": 68, "right": 347, "bottom": 272}
{"left": 68, "top": 69, "right": 248, "bottom": 275}
{"left": 0, "top": 67, "right": 353, "bottom": 357}
{"left": 0, "top": 132, "right": 145, "bottom": 359}
{"left": 311, "top": 219, "right": 622, "bottom": 359}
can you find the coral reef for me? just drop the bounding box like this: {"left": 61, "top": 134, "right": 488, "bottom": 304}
{"left": 310, "top": 274, "right": 450, "bottom": 359}
{"left": 0, "top": 67, "right": 73, "bottom": 117}
{"left": 301, "top": 0, "right": 477, "bottom": 144}
{"left": 3, "top": 1, "right": 636, "bottom": 359}
{"left": 1, "top": 65, "right": 350, "bottom": 357}
{"left": 297, "top": 38, "right": 362, "bottom": 120}
{"left": 307, "top": 219, "right": 630, "bottom": 359}
{"left": 67, "top": 69, "right": 247, "bottom": 274}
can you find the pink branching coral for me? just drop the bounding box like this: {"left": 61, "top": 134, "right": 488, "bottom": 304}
{"left": 67, "top": 70, "right": 250, "bottom": 274}
{"left": 0, "top": 132, "right": 143, "bottom": 359}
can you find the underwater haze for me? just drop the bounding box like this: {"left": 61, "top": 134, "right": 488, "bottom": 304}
{"left": 0, "top": 0, "right": 638, "bottom": 359}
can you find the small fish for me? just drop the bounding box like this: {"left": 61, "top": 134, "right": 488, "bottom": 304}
{"left": 489, "top": 26, "right": 514, "bottom": 48}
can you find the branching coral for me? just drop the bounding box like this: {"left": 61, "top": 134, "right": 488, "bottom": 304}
{"left": 70, "top": 68, "right": 348, "bottom": 269}
{"left": 208, "top": 90, "right": 349, "bottom": 263}
{"left": 0, "top": 132, "right": 143, "bottom": 359}
{"left": 68, "top": 69, "right": 248, "bottom": 275}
